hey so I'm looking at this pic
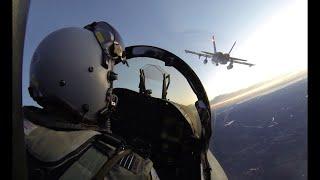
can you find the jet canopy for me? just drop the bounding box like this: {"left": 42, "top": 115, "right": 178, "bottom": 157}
{"left": 114, "top": 46, "right": 213, "bottom": 145}
{"left": 112, "top": 45, "right": 214, "bottom": 180}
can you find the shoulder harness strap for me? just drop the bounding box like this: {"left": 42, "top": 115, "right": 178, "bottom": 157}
{"left": 59, "top": 133, "right": 127, "bottom": 180}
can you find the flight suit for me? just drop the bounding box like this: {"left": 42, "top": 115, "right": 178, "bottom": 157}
{"left": 23, "top": 106, "right": 159, "bottom": 180}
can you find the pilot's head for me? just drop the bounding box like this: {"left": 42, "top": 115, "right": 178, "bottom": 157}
{"left": 28, "top": 21, "right": 125, "bottom": 127}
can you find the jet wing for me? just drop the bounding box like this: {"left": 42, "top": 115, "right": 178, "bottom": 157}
{"left": 185, "top": 50, "right": 212, "bottom": 59}
{"left": 232, "top": 60, "right": 255, "bottom": 67}
{"left": 230, "top": 57, "right": 248, "bottom": 61}
{"left": 201, "top": 51, "right": 215, "bottom": 55}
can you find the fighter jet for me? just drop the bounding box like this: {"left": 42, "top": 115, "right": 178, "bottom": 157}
{"left": 185, "top": 35, "right": 254, "bottom": 69}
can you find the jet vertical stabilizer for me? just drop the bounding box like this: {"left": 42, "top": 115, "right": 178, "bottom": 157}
{"left": 212, "top": 35, "right": 217, "bottom": 53}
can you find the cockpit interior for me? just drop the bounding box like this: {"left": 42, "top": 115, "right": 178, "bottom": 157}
{"left": 112, "top": 87, "right": 202, "bottom": 179}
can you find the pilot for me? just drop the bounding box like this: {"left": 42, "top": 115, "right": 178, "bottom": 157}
{"left": 23, "top": 21, "right": 160, "bottom": 180}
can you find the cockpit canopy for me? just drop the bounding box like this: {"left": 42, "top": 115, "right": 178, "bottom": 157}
{"left": 114, "top": 57, "right": 202, "bottom": 137}
{"left": 111, "top": 45, "right": 213, "bottom": 179}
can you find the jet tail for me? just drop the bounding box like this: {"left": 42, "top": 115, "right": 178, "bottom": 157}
{"left": 228, "top": 41, "right": 236, "bottom": 54}
{"left": 212, "top": 35, "right": 217, "bottom": 53}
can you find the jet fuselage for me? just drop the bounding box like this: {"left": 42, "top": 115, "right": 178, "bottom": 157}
{"left": 211, "top": 52, "right": 229, "bottom": 65}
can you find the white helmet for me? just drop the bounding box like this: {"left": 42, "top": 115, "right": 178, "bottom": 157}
{"left": 28, "top": 22, "right": 125, "bottom": 125}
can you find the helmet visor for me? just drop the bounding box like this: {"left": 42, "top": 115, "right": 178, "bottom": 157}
{"left": 84, "top": 21, "right": 126, "bottom": 68}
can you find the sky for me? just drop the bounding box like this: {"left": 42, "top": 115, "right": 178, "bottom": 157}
{"left": 22, "top": 0, "right": 307, "bottom": 106}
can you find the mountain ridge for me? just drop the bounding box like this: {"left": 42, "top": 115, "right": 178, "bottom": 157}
{"left": 211, "top": 69, "right": 307, "bottom": 109}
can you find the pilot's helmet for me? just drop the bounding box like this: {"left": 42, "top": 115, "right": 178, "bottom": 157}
{"left": 28, "top": 21, "right": 125, "bottom": 124}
